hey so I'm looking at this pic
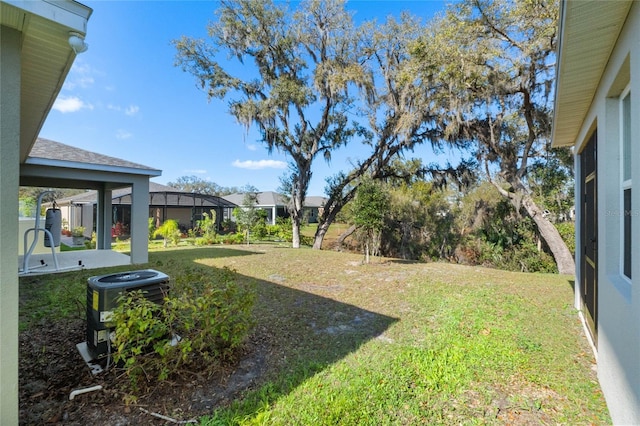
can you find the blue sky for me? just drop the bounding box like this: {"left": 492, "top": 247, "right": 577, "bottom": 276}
{"left": 40, "top": 0, "right": 459, "bottom": 196}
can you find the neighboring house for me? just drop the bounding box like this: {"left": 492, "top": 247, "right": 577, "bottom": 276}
{"left": 52, "top": 181, "right": 237, "bottom": 236}
{"left": 553, "top": 1, "right": 639, "bottom": 423}
{"left": 222, "top": 191, "right": 327, "bottom": 225}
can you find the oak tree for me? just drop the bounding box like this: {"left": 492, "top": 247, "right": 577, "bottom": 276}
{"left": 174, "top": 0, "right": 369, "bottom": 248}
{"left": 413, "top": 0, "right": 574, "bottom": 274}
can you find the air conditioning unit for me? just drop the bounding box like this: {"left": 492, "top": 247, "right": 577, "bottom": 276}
{"left": 81, "top": 269, "right": 170, "bottom": 365}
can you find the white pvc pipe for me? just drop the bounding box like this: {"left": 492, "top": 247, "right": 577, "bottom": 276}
{"left": 69, "top": 385, "right": 102, "bottom": 400}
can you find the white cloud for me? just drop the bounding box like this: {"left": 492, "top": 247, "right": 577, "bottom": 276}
{"left": 184, "top": 169, "right": 207, "bottom": 174}
{"left": 108, "top": 104, "right": 140, "bottom": 116}
{"left": 232, "top": 159, "right": 287, "bottom": 170}
{"left": 52, "top": 96, "right": 93, "bottom": 113}
{"left": 247, "top": 144, "right": 258, "bottom": 151}
{"left": 116, "top": 129, "right": 132, "bottom": 140}
{"left": 125, "top": 105, "right": 140, "bottom": 116}
{"left": 64, "top": 60, "right": 97, "bottom": 89}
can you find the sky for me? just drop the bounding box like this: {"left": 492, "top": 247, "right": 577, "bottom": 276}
{"left": 40, "top": 0, "right": 459, "bottom": 196}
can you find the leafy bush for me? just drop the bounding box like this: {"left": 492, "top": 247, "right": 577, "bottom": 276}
{"left": 221, "top": 232, "right": 246, "bottom": 244}
{"left": 111, "top": 265, "right": 256, "bottom": 391}
{"left": 220, "top": 219, "right": 237, "bottom": 234}
{"left": 153, "top": 219, "right": 181, "bottom": 247}
{"left": 197, "top": 210, "right": 217, "bottom": 239}
{"left": 555, "top": 221, "right": 575, "bottom": 256}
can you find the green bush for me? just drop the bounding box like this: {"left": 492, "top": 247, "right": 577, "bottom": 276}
{"left": 555, "top": 221, "right": 575, "bottom": 256}
{"left": 220, "top": 232, "right": 245, "bottom": 244}
{"left": 111, "top": 266, "right": 256, "bottom": 391}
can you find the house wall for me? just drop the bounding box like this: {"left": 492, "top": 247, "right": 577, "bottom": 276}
{"left": 0, "top": 24, "right": 21, "bottom": 425}
{"left": 164, "top": 207, "right": 192, "bottom": 230}
{"left": 573, "top": 4, "right": 640, "bottom": 423}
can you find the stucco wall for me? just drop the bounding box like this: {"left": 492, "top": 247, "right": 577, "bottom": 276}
{"left": 573, "top": 3, "right": 640, "bottom": 423}
{"left": 0, "top": 24, "right": 21, "bottom": 426}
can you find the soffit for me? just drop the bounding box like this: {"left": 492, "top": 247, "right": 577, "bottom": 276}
{"left": 552, "top": 1, "right": 632, "bottom": 148}
{"left": 1, "top": 1, "right": 92, "bottom": 161}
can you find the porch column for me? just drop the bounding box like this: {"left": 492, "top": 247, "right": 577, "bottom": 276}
{"left": 96, "top": 187, "right": 112, "bottom": 250}
{"left": 272, "top": 206, "right": 277, "bottom": 225}
{"left": 130, "top": 178, "right": 150, "bottom": 264}
{"left": 0, "top": 25, "right": 21, "bottom": 425}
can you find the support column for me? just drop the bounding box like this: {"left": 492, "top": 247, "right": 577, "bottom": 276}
{"left": 130, "top": 178, "right": 150, "bottom": 264}
{"left": 96, "top": 187, "right": 112, "bottom": 250}
{"left": 0, "top": 25, "right": 21, "bottom": 425}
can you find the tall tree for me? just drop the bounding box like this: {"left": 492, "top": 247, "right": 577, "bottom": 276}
{"left": 312, "top": 15, "right": 446, "bottom": 249}
{"left": 174, "top": 0, "right": 368, "bottom": 248}
{"left": 413, "top": 0, "right": 575, "bottom": 274}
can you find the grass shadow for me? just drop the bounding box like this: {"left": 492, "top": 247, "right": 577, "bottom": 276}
{"left": 107, "top": 246, "right": 398, "bottom": 416}
{"left": 169, "top": 258, "right": 399, "bottom": 418}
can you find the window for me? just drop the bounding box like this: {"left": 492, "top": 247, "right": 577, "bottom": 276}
{"left": 621, "top": 88, "right": 632, "bottom": 279}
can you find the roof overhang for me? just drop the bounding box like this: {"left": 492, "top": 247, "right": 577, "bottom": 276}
{"left": 551, "top": 1, "right": 632, "bottom": 148}
{"left": 1, "top": 0, "right": 92, "bottom": 161}
{"left": 20, "top": 160, "right": 162, "bottom": 190}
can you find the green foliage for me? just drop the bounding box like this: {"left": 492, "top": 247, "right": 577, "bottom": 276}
{"left": 111, "top": 265, "right": 256, "bottom": 391}
{"left": 383, "top": 181, "right": 459, "bottom": 261}
{"left": 351, "top": 179, "right": 389, "bottom": 261}
{"left": 167, "top": 175, "right": 239, "bottom": 196}
{"left": 71, "top": 226, "right": 85, "bottom": 237}
{"left": 454, "top": 183, "right": 558, "bottom": 273}
{"left": 153, "top": 219, "right": 181, "bottom": 247}
{"left": 148, "top": 217, "right": 155, "bottom": 240}
{"left": 174, "top": 0, "right": 371, "bottom": 248}
{"left": 555, "top": 221, "right": 576, "bottom": 256}
{"left": 84, "top": 232, "right": 97, "bottom": 249}
{"left": 197, "top": 209, "right": 218, "bottom": 239}
{"left": 220, "top": 219, "right": 237, "bottom": 234}
{"left": 233, "top": 186, "right": 265, "bottom": 244}
{"left": 19, "top": 197, "right": 36, "bottom": 218}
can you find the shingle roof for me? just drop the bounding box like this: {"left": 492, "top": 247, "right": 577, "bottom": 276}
{"left": 29, "top": 138, "right": 157, "bottom": 171}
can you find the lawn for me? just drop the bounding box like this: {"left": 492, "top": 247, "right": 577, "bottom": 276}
{"left": 19, "top": 244, "right": 609, "bottom": 425}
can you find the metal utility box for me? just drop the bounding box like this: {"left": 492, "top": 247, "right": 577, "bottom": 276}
{"left": 86, "top": 269, "right": 169, "bottom": 359}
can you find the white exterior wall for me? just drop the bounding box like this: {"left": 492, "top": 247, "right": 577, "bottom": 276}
{"left": 0, "top": 25, "right": 21, "bottom": 425}
{"left": 573, "top": 4, "right": 640, "bottom": 423}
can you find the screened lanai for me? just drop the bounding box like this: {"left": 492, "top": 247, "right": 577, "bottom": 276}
{"left": 54, "top": 181, "right": 237, "bottom": 236}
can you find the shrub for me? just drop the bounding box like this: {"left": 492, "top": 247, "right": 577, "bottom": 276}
{"left": 153, "top": 219, "right": 181, "bottom": 247}
{"left": 555, "top": 221, "right": 575, "bottom": 256}
{"left": 84, "top": 232, "right": 97, "bottom": 249}
{"left": 111, "top": 266, "right": 256, "bottom": 391}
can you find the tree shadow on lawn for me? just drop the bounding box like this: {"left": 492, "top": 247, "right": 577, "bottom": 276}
{"left": 187, "top": 266, "right": 400, "bottom": 417}
{"left": 18, "top": 247, "right": 398, "bottom": 424}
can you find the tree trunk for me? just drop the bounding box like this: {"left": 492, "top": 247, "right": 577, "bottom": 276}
{"left": 334, "top": 224, "right": 356, "bottom": 250}
{"left": 313, "top": 219, "right": 330, "bottom": 249}
{"left": 520, "top": 193, "right": 575, "bottom": 275}
{"left": 292, "top": 216, "right": 301, "bottom": 248}
{"left": 492, "top": 181, "right": 575, "bottom": 275}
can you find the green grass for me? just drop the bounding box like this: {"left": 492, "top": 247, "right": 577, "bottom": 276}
{"left": 18, "top": 245, "right": 610, "bottom": 424}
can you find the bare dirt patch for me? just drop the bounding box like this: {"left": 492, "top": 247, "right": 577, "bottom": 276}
{"left": 19, "top": 319, "right": 274, "bottom": 425}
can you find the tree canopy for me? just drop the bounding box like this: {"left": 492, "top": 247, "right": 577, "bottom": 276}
{"left": 411, "top": 0, "right": 574, "bottom": 274}
{"left": 167, "top": 175, "right": 238, "bottom": 196}
{"left": 174, "top": 0, "right": 370, "bottom": 248}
